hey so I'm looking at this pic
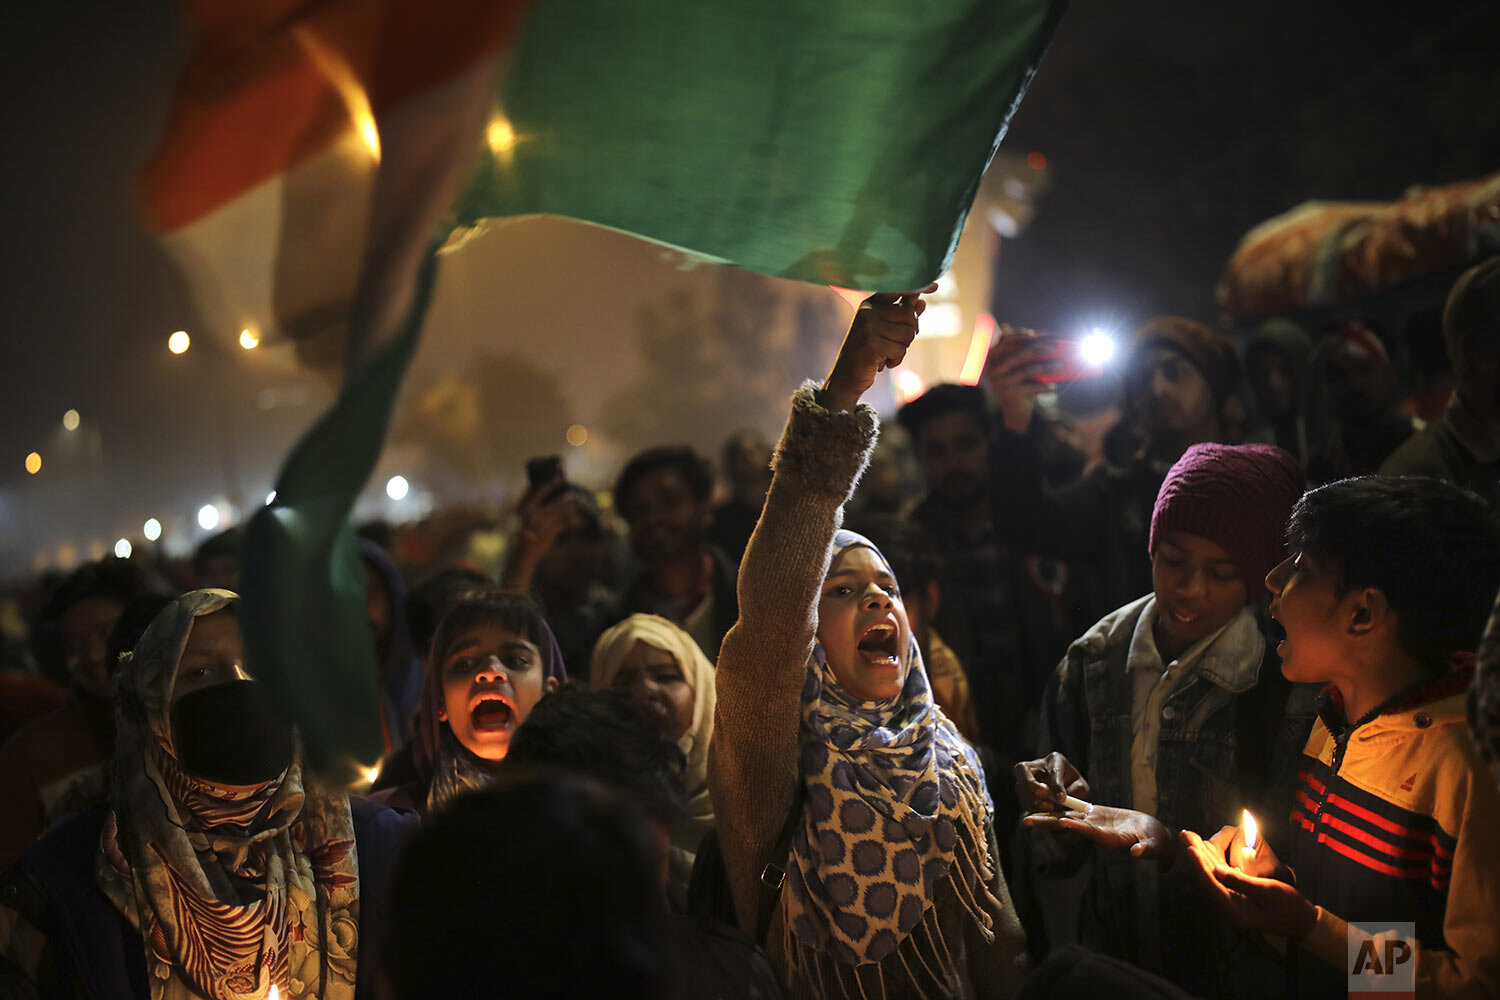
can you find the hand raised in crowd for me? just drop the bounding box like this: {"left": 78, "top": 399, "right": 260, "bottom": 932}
{"left": 820, "top": 285, "right": 937, "bottom": 413}
{"left": 984, "top": 324, "right": 1056, "bottom": 435}
{"left": 1012, "top": 751, "right": 1090, "bottom": 813}
{"left": 1180, "top": 829, "right": 1317, "bottom": 939}
{"left": 515, "top": 476, "right": 579, "bottom": 556}
{"left": 1022, "top": 802, "right": 1179, "bottom": 868}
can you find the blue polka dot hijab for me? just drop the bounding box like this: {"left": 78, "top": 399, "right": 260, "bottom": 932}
{"left": 783, "top": 531, "right": 1001, "bottom": 995}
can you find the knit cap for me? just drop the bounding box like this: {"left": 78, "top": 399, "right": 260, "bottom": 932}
{"left": 1444, "top": 256, "right": 1500, "bottom": 377}
{"left": 1149, "top": 442, "right": 1304, "bottom": 595}
{"left": 1128, "top": 316, "right": 1243, "bottom": 405}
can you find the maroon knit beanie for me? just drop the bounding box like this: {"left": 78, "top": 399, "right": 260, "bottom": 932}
{"left": 1149, "top": 442, "right": 1304, "bottom": 596}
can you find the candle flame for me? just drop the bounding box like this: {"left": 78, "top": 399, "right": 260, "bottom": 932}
{"left": 1241, "top": 809, "right": 1258, "bottom": 851}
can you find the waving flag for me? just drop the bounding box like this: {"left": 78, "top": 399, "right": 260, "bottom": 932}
{"left": 142, "top": 0, "right": 1064, "bottom": 777}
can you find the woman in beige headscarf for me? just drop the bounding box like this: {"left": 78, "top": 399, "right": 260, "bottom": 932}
{"left": 591, "top": 614, "right": 716, "bottom": 884}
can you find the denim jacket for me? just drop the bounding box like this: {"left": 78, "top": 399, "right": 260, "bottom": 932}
{"left": 1026, "top": 595, "right": 1320, "bottom": 999}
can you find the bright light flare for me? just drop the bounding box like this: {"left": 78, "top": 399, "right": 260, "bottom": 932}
{"left": 895, "top": 369, "right": 926, "bottom": 403}
{"left": 359, "top": 763, "right": 382, "bottom": 785}
{"left": 25, "top": 452, "right": 42, "bottom": 475}
{"left": 1241, "top": 809, "right": 1259, "bottom": 852}
{"left": 566, "top": 424, "right": 588, "bottom": 447}
{"left": 386, "top": 475, "right": 409, "bottom": 501}
{"left": 266, "top": 491, "right": 278, "bottom": 506}
{"left": 143, "top": 518, "right": 162, "bottom": 541}
{"left": 239, "top": 329, "right": 260, "bottom": 350}
{"left": 486, "top": 112, "right": 517, "bottom": 160}
{"left": 168, "top": 330, "right": 191, "bottom": 354}
{"left": 270, "top": 986, "right": 280, "bottom": 1000}
{"left": 959, "top": 314, "right": 996, "bottom": 385}
{"left": 197, "top": 504, "right": 220, "bottom": 531}
{"left": 62, "top": 409, "right": 80, "bottom": 431}
{"left": 114, "top": 538, "right": 132, "bottom": 559}
{"left": 294, "top": 27, "right": 380, "bottom": 161}
{"left": 1079, "top": 328, "right": 1117, "bottom": 367}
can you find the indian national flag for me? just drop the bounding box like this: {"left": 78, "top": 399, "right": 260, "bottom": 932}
{"left": 141, "top": 0, "right": 1064, "bottom": 776}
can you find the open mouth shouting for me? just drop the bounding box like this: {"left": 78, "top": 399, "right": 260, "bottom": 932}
{"left": 856, "top": 621, "right": 902, "bottom": 668}
{"left": 469, "top": 690, "right": 517, "bottom": 733}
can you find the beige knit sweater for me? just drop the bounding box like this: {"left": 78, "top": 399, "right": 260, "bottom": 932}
{"left": 709, "top": 385, "right": 1028, "bottom": 999}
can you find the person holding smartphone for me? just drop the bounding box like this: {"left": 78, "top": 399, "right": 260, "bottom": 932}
{"left": 985, "top": 317, "right": 1245, "bottom": 619}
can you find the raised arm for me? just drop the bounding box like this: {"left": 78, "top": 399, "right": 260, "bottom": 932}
{"left": 709, "top": 290, "right": 927, "bottom": 937}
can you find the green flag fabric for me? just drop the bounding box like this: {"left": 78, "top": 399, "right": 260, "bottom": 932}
{"left": 169, "top": 0, "right": 1063, "bottom": 778}
{"left": 454, "top": 0, "right": 1064, "bottom": 290}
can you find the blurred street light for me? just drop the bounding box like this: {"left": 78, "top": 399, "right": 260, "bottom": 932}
{"left": 25, "top": 452, "right": 41, "bottom": 475}
{"left": 386, "top": 475, "right": 409, "bottom": 501}
{"left": 143, "top": 518, "right": 162, "bottom": 541}
{"left": 62, "top": 409, "right": 80, "bottom": 431}
{"left": 168, "top": 330, "right": 191, "bottom": 354}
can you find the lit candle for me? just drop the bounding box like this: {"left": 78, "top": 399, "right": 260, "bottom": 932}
{"left": 1240, "top": 808, "right": 1258, "bottom": 862}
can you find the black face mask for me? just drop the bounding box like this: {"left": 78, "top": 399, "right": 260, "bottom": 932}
{"left": 170, "top": 680, "right": 295, "bottom": 785}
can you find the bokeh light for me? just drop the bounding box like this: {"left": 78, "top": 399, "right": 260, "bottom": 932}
{"left": 386, "top": 475, "right": 409, "bottom": 501}
{"left": 168, "top": 330, "right": 191, "bottom": 354}
{"left": 566, "top": 424, "right": 589, "bottom": 447}
{"left": 114, "top": 538, "right": 132, "bottom": 559}
{"left": 197, "top": 504, "right": 220, "bottom": 531}
{"left": 143, "top": 518, "right": 162, "bottom": 541}
{"left": 239, "top": 329, "right": 259, "bottom": 350}
{"left": 62, "top": 409, "right": 80, "bottom": 431}
{"left": 24, "top": 452, "right": 41, "bottom": 475}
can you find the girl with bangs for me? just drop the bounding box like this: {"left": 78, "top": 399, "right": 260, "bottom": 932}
{"left": 710, "top": 291, "right": 1028, "bottom": 998}
{"left": 371, "top": 589, "right": 568, "bottom": 816}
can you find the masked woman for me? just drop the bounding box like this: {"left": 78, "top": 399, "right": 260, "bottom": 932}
{"left": 709, "top": 292, "right": 1028, "bottom": 999}
{"left": 0, "top": 589, "right": 413, "bottom": 1000}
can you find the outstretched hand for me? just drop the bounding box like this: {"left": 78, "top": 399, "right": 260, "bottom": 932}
{"left": 1180, "top": 830, "right": 1317, "bottom": 938}
{"left": 1022, "top": 803, "right": 1178, "bottom": 867}
{"left": 821, "top": 286, "right": 937, "bottom": 412}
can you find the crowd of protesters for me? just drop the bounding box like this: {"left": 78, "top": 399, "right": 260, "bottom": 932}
{"left": 1, "top": 256, "right": 1499, "bottom": 999}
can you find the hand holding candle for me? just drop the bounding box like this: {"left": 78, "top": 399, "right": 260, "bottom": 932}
{"left": 1202, "top": 810, "right": 1280, "bottom": 879}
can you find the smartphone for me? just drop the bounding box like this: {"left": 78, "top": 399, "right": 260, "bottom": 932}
{"left": 1029, "top": 338, "right": 1098, "bottom": 385}
{"left": 525, "top": 456, "right": 566, "bottom": 500}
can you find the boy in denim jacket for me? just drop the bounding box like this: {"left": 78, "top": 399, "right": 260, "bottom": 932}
{"left": 1014, "top": 443, "right": 1319, "bottom": 998}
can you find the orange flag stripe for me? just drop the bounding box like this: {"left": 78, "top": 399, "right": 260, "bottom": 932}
{"left": 140, "top": 0, "right": 529, "bottom": 232}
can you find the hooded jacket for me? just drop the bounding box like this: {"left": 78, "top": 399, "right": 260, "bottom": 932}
{"left": 1290, "top": 669, "right": 1500, "bottom": 999}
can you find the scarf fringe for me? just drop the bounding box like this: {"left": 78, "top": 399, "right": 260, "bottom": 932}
{"left": 785, "top": 816, "right": 1000, "bottom": 1000}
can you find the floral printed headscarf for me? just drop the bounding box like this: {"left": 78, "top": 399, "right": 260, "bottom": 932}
{"left": 95, "top": 589, "right": 360, "bottom": 1000}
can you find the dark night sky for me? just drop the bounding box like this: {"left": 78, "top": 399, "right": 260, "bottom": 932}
{"left": 2, "top": 0, "right": 1497, "bottom": 580}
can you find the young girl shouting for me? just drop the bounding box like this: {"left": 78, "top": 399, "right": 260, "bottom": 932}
{"left": 374, "top": 589, "right": 568, "bottom": 815}
{"left": 710, "top": 290, "right": 1028, "bottom": 999}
